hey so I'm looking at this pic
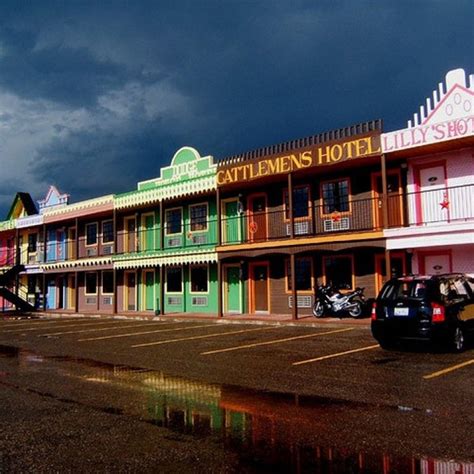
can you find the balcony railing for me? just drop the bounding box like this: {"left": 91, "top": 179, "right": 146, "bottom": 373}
{"left": 2, "top": 184, "right": 472, "bottom": 262}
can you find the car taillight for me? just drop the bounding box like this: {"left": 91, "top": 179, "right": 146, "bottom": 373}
{"left": 371, "top": 302, "right": 377, "bottom": 320}
{"left": 431, "top": 302, "right": 445, "bottom": 322}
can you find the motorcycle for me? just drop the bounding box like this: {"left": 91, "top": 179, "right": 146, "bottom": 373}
{"left": 312, "top": 284, "right": 366, "bottom": 318}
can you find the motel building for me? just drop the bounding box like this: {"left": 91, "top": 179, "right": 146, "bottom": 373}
{"left": 0, "top": 68, "right": 472, "bottom": 319}
{"left": 382, "top": 68, "right": 474, "bottom": 276}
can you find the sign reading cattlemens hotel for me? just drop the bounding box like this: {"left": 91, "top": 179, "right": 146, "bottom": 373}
{"left": 217, "top": 132, "right": 381, "bottom": 185}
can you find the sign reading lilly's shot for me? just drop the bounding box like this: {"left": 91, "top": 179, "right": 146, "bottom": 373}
{"left": 217, "top": 133, "right": 381, "bottom": 185}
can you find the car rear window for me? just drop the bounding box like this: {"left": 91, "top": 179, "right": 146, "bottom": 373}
{"left": 380, "top": 280, "right": 433, "bottom": 300}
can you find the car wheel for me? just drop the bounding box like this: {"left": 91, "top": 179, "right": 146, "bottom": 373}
{"left": 378, "top": 338, "right": 396, "bottom": 350}
{"left": 313, "top": 302, "right": 324, "bottom": 318}
{"left": 452, "top": 326, "right": 466, "bottom": 353}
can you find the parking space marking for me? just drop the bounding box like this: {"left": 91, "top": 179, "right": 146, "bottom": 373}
{"left": 293, "top": 344, "right": 380, "bottom": 366}
{"left": 1, "top": 320, "right": 124, "bottom": 333}
{"left": 0, "top": 319, "right": 81, "bottom": 328}
{"left": 40, "top": 322, "right": 171, "bottom": 337}
{"left": 423, "top": 359, "right": 474, "bottom": 380}
{"left": 201, "top": 327, "right": 354, "bottom": 355}
{"left": 131, "top": 326, "right": 277, "bottom": 348}
{"left": 78, "top": 323, "right": 218, "bottom": 341}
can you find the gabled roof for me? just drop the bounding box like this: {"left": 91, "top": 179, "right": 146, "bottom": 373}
{"left": 6, "top": 192, "right": 38, "bottom": 220}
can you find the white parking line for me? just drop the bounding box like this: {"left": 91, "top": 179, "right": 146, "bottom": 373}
{"left": 78, "top": 323, "right": 218, "bottom": 341}
{"left": 201, "top": 328, "right": 354, "bottom": 355}
{"left": 131, "top": 326, "right": 277, "bottom": 348}
{"left": 293, "top": 344, "right": 380, "bottom": 366}
{"left": 1, "top": 320, "right": 124, "bottom": 333}
{"left": 40, "top": 321, "right": 175, "bottom": 337}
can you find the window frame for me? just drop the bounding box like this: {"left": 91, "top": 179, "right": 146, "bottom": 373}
{"left": 85, "top": 222, "right": 99, "bottom": 247}
{"left": 165, "top": 207, "right": 183, "bottom": 236}
{"left": 189, "top": 264, "right": 209, "bottom": 294}
{"left": 166, "top": 266, "right": 183, "bottom": 294}
{"left": 101, "top": 220, "right": 114, "bottom": 244}
{"left": 283, "top": 185, "right": 312, "bottom": 222}
{"left": 102, "top": 271, "right": 114, "bottom": 295}
{"left": 189, "top": 202, "right": 209, "bottom": 233}
{"left": 85, "top": 272, "right": 98, "bottom": 296}
{"left": 285, "top": 257, "right": 314, "bottom": 294}
{"left": 319, "top": 177, "right": 352, "bottom": 217}
{"left": 322, "top": 254, "right": 355, "bottom": 291}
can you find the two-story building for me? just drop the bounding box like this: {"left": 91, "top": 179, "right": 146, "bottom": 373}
{"left": 113, "top": 147, "right": 219, "bottom": 315}
{"left": 382, "top": 68, "right": 473, "bottom": 277}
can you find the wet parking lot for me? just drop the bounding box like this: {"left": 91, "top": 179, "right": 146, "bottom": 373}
{"left": 0, "top": 316, "right": 473, "bottom": 472}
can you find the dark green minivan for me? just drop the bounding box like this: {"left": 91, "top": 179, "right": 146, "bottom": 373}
{"left": 371, "top": 274, "right": 474, "bottom": 352}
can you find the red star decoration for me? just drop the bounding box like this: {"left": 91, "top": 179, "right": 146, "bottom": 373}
{"left": 440, "top": 196, "right": 450, "bottom": 210}
{"left": 332, "top": 212, "right": 341, "bottom": 222}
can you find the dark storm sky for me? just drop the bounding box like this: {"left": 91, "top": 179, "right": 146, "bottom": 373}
{"left": 0, "top": 0, "right": 472, "bottom": 217}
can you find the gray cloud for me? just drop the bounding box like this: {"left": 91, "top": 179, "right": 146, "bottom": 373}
{"left": 0, "top": 0, "right": 472, "bottom": 217}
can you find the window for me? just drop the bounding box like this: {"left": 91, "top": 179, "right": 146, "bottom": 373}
{"left": 102, "top": 271, "right": 114, "bottom": 294}
{"left": 85, "top": 272, "right": 97, "bottom": 295}
{"left": 28, "top": 233, "right": 38, "bottom": 253}
{"left": 166, "top": 267, "right": 182, "bottom": 293}
{"left": 27, "top": 275, "right": 37, "bottom": 294}
{"left": 165, "top": 208, "right": 182, "bottom": 235}
{"left": 323, "top": 255, "right": 353, "bottom": 290}
{"left": 86, "top": 223, "right": 98, "bottom": 246}
{"left": 190, "top": 204, "right": 208, "bottom": 232}
{"left": 102, "top": 221, "right": 114, "bottom": 243}
{"left": 286, "top": 258, "right": 313, "bottom": 292}
{"left": 190, "top": 265, "right": 208, "bottom": 293}
{"left": 321, "top": 179, "right": 350, "bottom": 214}
{"left": 284, "top": 186, "right": 310, "bottom": 219}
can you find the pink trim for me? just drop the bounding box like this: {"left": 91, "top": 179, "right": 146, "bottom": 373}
{"left": 421, "top": 84, "right": 474, "bottom": 126}
{"left": 412, "top": 160, "right": 448, "bottom": 225}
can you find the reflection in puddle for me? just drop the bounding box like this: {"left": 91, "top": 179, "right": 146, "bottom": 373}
{"left": 0, "top": 344, "right": 472, "bottom": 473}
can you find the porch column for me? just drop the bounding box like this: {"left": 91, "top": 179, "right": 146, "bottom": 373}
{"left": 288, "top": 172, "right": 295, "bottom": 239}
{"left": 290, "top": 253, "right": 297, "bottom": 320}
{"left": 217, "top": 260, "right": 223, "bottom": 318}
{"left": 159, "top": 265, "right": 164, "bottom": 316}
{"left": 97, "top": 270, "right": 101, "bottom": 312}
{"left": 159, "top": 201, "right": 164, "bottom": 250}
{"left": 75, "top": 271, "right": 79, "bottom": 313}
{"left": 75, "top": 218, "right": 79, "bottom": 260}
{"left": 15, "top": 228, "right": 20, "bottom": 266}
{"left": 216, "top": 188, "right": 222, "bottom": 246}
{"left": 113, "top": 268, "right": 118, "bottom": 314}
{"left": 42, "top": 224, "right": 47, "bottom": 263}
{"left": 42, "top": 273, "right": 47, "bottom": 311}
{"left": 380, "top": 154, "right": 389, "bottom": 230}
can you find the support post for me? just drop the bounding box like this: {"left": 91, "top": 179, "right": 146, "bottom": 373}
{"left": 385, "top": 250, "right": 391, "bottom": 284}
{"left": 216, "top": 188, "right": 222, "bottom": 246}
{"left": 159, "top": 201, "right": 164, "bottom": 250}
{"left": 97, "top": 270, "right": 101, "bottom": 312}
{"left": 288, "top": 172, "right": 294, "bottom": 239}
{"left": 290, "top": 253, "right": 297, "bottom": 320}
{"left": 113, "top": 268, "right": 118, "bottom": 314}
{"left": 75, "top": 218, "right": 79, "bottom": 260}
{"left": 159, "top": 265, "right": 164, "bottom": 316}
{"left": 217, "top": 260, "right": 223, "bottom": 318}
{"left": 381, "top": 154, "right": 389, "bottom": 230}
{"left": 75, "top": 271, "right": 79, "bottom": 313}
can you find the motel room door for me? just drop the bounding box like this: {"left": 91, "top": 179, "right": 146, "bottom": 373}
{"left": 250, "top": 262, "right": 269, "bottom": 313}
{"left": 46, "top": 279, "right": 56, "bottom": 310}
{"left": 224, "top": 265, "right": 242, "bottom": 313}
{"left": 223, "top": 199, "right": 241, "bottom": 244}
{"left": 125, "top": 271, "right": 136, "bottom": 311}
{"left": 144, "top": 270, "right": 155, "bottom": 311}
{"left": 248, "top": 195, "right": 267, "bottom": 242}
{"left": 372, "top": 171, "right": 403, "bottom": 229}
{"left": 417, "top": 164, "right": 448, "bottom": 225}
{"left": 375, "top": 253, "right": 406, "bottom": 294}
{"left": 421, "top": 252, "right": 452, "bottom": 275}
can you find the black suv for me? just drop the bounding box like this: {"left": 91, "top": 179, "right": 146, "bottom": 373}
{"left": 371, "top": 274, "right": 474, "bottom": 352}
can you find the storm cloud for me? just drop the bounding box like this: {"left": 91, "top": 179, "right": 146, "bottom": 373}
{"left": 0, "top": 0, "right": 472, "bottom": 216}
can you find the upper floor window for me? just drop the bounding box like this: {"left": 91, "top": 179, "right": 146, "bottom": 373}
{"left": 165, "top": 208, "right": 182, "bottom": 235}
{"left": 284, "top": 186, "right": 311, "bottom": 219}
{"left": 190, "top": 203, "right": 208, "bottom": 232}
{"left": 102, "top": 221, "right": 114, "bottom": 243}
{"left": 321, "top": 179, "right": 350, "bottom": 215}
{"left": 28, "top": 233, "right": 38, "bottom": 253}
{"left": 85, "top": 223, "right": 98, "bottom": 246}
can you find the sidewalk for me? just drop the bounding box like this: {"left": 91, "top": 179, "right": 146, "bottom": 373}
{"left": 6, "top": 310, "right": 372, "bottom": 328}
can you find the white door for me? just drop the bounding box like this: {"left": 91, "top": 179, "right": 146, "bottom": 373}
{"left": 418, "top": 165, "right": 448, "bottom": 225}
{"left": 423, "top": 254, "right": 451, "bottom": 275}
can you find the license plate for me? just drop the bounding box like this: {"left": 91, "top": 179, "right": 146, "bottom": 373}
{"left": 394, "top": 307, "right": 409, "bottom": 316}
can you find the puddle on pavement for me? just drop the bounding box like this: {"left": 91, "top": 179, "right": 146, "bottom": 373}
{"left": 0, "top": 344, "right": 472, "bottom": 473}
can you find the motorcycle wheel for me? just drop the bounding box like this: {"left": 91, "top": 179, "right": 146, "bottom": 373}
{"left": 348, "top": 300, "right": 363, "bottom": 318}
{"left": 312, "top": 301, "right": 325, "bottom": 318}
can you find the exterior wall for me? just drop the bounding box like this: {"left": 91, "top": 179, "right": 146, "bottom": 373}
{"left": 0, "top": 230, "right": 15, "bottom": 266}
{"left": 77, "top": 271, "right": 114, "bottom": 313}
{"left": 411, "top": 244, "right": 474, "bottom": 276}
